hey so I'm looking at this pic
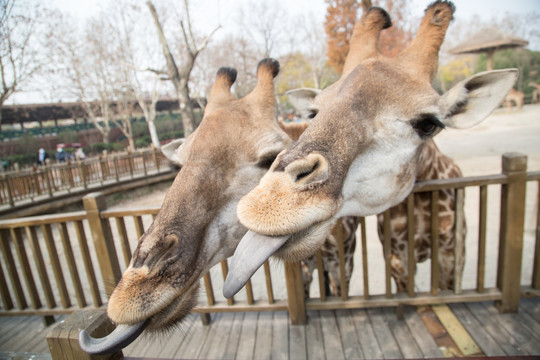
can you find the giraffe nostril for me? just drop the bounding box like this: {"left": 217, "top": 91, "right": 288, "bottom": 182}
{"left": 144, "top": 235, "right": 179, "bottom": 270}
{"left": 286, "top": 153, "right": 329, "bottom": 186}
{"left": 295, "top": 161, "right": 319, "bottom": 182}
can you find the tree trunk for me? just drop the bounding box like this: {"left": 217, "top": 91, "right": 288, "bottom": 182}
{"left": 147, "top": 118, "right": 160, "bottom": 149}
{"left": 177, "top": 86, "right": 195, "bottom": 136}
{"left": 147, "top": 0, "right": 217, "bottom": 138}
{"left": 128, "top": 137, "right": 135, "bottom": 152}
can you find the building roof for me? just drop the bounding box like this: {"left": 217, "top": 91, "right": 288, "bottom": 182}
{"left": 449, "top": 28, "right": 529, "bottom": 54}
{"left": 0, "top": 98, "right": 203, "bottom": 125}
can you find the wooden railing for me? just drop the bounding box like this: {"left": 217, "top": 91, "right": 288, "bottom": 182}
{"left": 0, "top": 148, "right": 169, "bottom": 206}
{"left": 0, "top": 153, "right": 538, "bottom": 326}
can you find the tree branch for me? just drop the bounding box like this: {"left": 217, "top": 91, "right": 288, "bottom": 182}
{"left": 196, "top": 25, "right": 221, "bottom": 55}
{"left": 179, "top": 20, "right": 195, "bottom": 57}
{"left": 146, "top": 0, "right": 181, "bottom": 84}
{"left": 183, "top": 0, "right": 197, "bottom": 53}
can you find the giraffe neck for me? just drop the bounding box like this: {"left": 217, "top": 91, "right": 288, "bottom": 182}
{"left": 416, "top": 139, "right": 462, "bottom": 181}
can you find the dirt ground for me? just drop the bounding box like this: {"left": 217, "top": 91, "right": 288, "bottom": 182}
{"left": 114, "top": 104, "right": 540, "bottom": 299}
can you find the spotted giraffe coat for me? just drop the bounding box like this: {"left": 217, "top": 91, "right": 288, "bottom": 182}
{"left": 301, "top": 217, "right": 359, "bottom": 297}
{"left": 376, "top": 140, "right": 466, "bottom": 292}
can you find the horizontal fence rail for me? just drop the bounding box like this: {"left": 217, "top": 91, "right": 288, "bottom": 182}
{"left": 0, "top": 148, "right": 169, "bottom": 207}
{"left": 0, "top": 154, "right": 538, "bottom": 325}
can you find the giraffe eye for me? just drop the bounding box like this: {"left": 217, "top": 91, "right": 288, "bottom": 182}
{"left": 307, "top": 109, "right": 318, "bottom": 119}
{"left": 257, "top": 152, "right": 279, "bottom": 169}
{"left": 412, "top": 115, "right": 445, "bottom": 138}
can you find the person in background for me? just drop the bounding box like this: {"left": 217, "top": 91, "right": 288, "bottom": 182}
{"left": 37, "top": 148, "right": 49, "bottom": 166}
{"left": 55, "top": 146, "right": 68, "bottom": 163}
{"left": 75, "top": 146, "right": 86, "bottom": 161}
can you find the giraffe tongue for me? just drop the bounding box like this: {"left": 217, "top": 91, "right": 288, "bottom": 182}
{"left": 79, "top": 319, "right": 150, "bottom": 355}
{"left": 223, "top": 231, "right": 290, "bottom": 298}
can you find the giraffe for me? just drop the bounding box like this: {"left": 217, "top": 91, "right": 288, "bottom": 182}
{"left": 79, "top": 59, "right": 294, "bottom": 354}
{"left": 504, "top": 88, "right": 524, "bottom": 110}
{"left": 376, "top": 140, "right": 466, "bottom": 292}
{"left": 530, "top": 81, "right": 540, "bottom": 103}
{"left": 286, "top": 98, "right": 466, "bottom": 295}
{"left": 280, "top": 119, "right": 359, "bottom": 297}
{"left": 223, "top": 1, "right": 518, "bottom": 297}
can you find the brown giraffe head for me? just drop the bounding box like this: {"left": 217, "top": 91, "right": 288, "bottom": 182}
{"left": 79, "top": 59, "right": 291, "bottom": 354}
{"left": 223, "top": 1, "right": 518, "bottom": 297}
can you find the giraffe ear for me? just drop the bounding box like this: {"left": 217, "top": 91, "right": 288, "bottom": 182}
{"left": 286, "top": 88, "right": 321, "bottom": 120}
{"left": 439, "top": 69, "right": 519, "bottom": 129}
{"left": 161, "top": 138, "right": 185, "bottom": 166}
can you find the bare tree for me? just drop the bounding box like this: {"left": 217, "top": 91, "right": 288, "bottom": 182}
{"left": 45, "top": 11, "right": 128, "bottom": 144}
{"left": 114, "top": 1, "right": 163, "bottom": 149}
{"left": 296, "top": 13, "right": 337, "bottom": 89}
{"left": 192, "top": 34, "right": 260, "bottom": 99}
{"left": 0, "top": 0, "right": 42, "bottom": 122}
{"left": 237, "top": 1, "right": 290, "bottom": 59}
{"left": 112, "top": 88, "right": 137, "bottom": 151}
{"left": 146, "top": 0, "right": 219, "bottom": 137}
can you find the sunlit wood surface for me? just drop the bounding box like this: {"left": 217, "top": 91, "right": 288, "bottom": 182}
{"left": 0, "top": 298, "right": 539, "bottom": 359}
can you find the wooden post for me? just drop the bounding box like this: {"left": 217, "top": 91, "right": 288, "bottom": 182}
{"left": 47, "top": 310, "right": 122, "bottom": 360}
{"left": 78, "top": 160, "right": 88, "bottom": 189}
{"left": 45, "top": 159, "right": 54, "bottom": 197}
{"left": 104, "top": 153, "right": 111, "bottom": 180}
{"left": 100, "top": 155, "right": 107, "bottom": 184}
{"left": 34, "top": 168, "right": 42, "bottom": 196}
{"left": 284, "top": 262, "right": 306, "bottom": 325}
{"left": 454, "top": 188, "right": 465, "bottom": 295}
{"left": 127, "top": 151, "right": 134, "bottom": 178}
{"left": 406, "top": 194, "right": 416, "bottom": 298}
{"left": 333, "top": 221, "right": 348, "bottom": 300}
{"left": 83, "top": 193, "right": 122, "bottom": 297}
{"left": 141, "top": 150, "right": 148, "bottom": 176}
{"left": 2, "top": 174, "right": 14, "bottom": 206}
{"left": 152, "top": 145, "right": 160, "bottom": 172}
{"left": 113, "top": 156, "right": 119, "bottom": 182}
{"left": 67, "top": 163, "right": 75, "bottom": 191}
{"left": 496, "top": 153, "right": 527, "bottom": 313}
{"left": 532, "top": 181, "right": 540, "bottom": 289}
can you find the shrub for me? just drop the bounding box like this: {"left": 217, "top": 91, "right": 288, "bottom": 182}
{"left": 84, "top": 142, "right": 123, "bottom": 155}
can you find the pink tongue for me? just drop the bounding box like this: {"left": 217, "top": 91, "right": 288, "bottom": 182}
{"left": 223, "top": 231, "right": 290, "bottom": 298}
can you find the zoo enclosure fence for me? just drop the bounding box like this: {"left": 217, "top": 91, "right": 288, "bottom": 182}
{"left": 0, "top": 152, "right": 538, "bottom": 325}
{"left": 0, "top": 148, "right": 169, "bottom": 207}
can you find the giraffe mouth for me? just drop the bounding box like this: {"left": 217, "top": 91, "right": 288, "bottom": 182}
{"left": 223, "top": 231, "right": 290, "bottom": 298}
{"left": 79, "top": 273, "right": 200, "bottom": 354}
{"left": 224, "top": 219, "right": 334, "bottom": 298}
{"left": 79, "top": 319, "right": 150, "bottom": 355}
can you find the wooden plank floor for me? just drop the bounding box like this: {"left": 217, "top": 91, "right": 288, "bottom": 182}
{"left": 0, "top": 299, "right": 539, "bottom": 359}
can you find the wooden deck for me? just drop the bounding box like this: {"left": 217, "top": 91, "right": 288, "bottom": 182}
{"left": 1, "top": 298, "right": 539, "bottom": 359}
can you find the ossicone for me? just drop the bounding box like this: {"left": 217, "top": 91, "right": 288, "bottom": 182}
{"left": 257, "top": 58, "right": 280, "bottom": 79}
{"left": 364, "top": 7, "right": 392, "bottom": 30}
{"left": 216, "top": 67, "right": 237, "bottom": 87}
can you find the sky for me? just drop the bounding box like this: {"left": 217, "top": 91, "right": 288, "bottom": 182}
{"left": 50, "top": 0, "right": 540, "bottom": 33}
{"left": 49, "top": 0, "right": 540, "bottom": 53}
{"left": 51, "top": 0, "right": 540, "bottom": 28}
{"left": 10, "top": 0, "right": 539, "bottom": 105}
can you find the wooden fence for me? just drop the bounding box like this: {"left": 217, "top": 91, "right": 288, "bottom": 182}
{"left": 0, "top": 153, "right": 538, "bottom": 325}
{"left": 0, "top": 148, "right": 169, "bottom": 206}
